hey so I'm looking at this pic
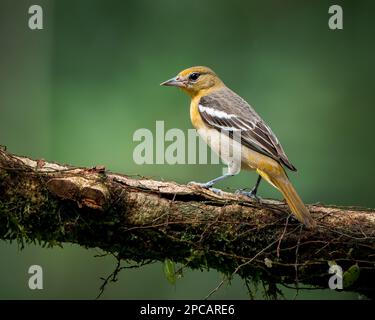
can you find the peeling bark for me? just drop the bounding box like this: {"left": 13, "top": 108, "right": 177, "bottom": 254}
{"left": 0, "top": 147, "right": 374, "bottom": 298}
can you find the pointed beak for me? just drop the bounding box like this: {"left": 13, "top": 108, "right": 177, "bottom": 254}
{"left": 160, "top": 76, "right": 186, "bottom": 88}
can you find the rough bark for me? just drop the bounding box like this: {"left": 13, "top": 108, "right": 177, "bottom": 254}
{"left": 0, "top": 146, "right": 374, "bottom": 298}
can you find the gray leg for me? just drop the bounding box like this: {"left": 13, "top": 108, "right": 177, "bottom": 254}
{"left": 250, "top": 175, "right": 262, "bottom": 196}
{"left": 236, "top": 175, "right": 262, "bottom": 199}
{"left": 188, "top": 173, "right": 234, "bottom": 189}
{"left": 189, "top": 160, "right": 240, "bottom": 194}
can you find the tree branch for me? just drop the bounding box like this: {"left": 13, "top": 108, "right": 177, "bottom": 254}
{"left": 0, "top": 147, "right": 374, "bottom": 298}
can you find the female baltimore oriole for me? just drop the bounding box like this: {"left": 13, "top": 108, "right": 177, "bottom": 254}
{"left": 161, "top": 66, "right": 316, "bottom": 229}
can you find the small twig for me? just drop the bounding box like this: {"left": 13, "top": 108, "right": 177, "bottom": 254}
{"left": 292, "top": 226, "right": 303, "bottom": 300}
{"left": 204, "top": 225, "right": 302, "bottom": 300}
{"left": 97, "top": 254, "right": 122, "bottom": 299}
{"left": 277, "top": 214, "right": 290, "bottom": 258}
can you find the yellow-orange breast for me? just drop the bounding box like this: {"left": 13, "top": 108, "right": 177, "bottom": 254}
{"left": 190, "top": 96, "right": 206, "bottom": 130}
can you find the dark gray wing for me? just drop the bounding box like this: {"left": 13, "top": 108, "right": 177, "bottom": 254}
{"left": 198, "top": 88, "right": 296, "bottom": 171}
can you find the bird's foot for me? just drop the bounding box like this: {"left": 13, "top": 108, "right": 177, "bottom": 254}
{"left": 188, "top": 181, "right": 213, "bottom": 189}
{"left": 235, "top": 189, "right": 261, "bottom": 201}
{"left": 188, "top": 181, "right": 223, "bottom": 195}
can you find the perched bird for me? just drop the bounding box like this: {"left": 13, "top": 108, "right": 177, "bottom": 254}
{"left": 161, "top": 66, "right": 316, "bottom": 229}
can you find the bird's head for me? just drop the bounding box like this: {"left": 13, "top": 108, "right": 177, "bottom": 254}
{"left": 160, "top": 66, "right": 224, "bottom": 97}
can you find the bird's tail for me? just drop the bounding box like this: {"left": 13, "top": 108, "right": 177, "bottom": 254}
{"left": 257, "top": 169, "right": 316, "bottom": 229}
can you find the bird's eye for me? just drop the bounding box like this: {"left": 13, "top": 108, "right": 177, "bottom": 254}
{"left": 189, "top": 72, "right": 200, "bottom": 81}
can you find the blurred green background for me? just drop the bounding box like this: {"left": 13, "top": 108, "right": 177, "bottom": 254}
{"left": 0, "top": 0, "right": 374, "bottom": 299}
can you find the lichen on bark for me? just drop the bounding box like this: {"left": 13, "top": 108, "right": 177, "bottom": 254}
{"left": 0, "top": 148, "right": 374, "bottom": 299}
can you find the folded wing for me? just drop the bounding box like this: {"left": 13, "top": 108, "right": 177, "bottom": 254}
{"left": 198, "top": 88, "right": 296, "bottom": 171}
